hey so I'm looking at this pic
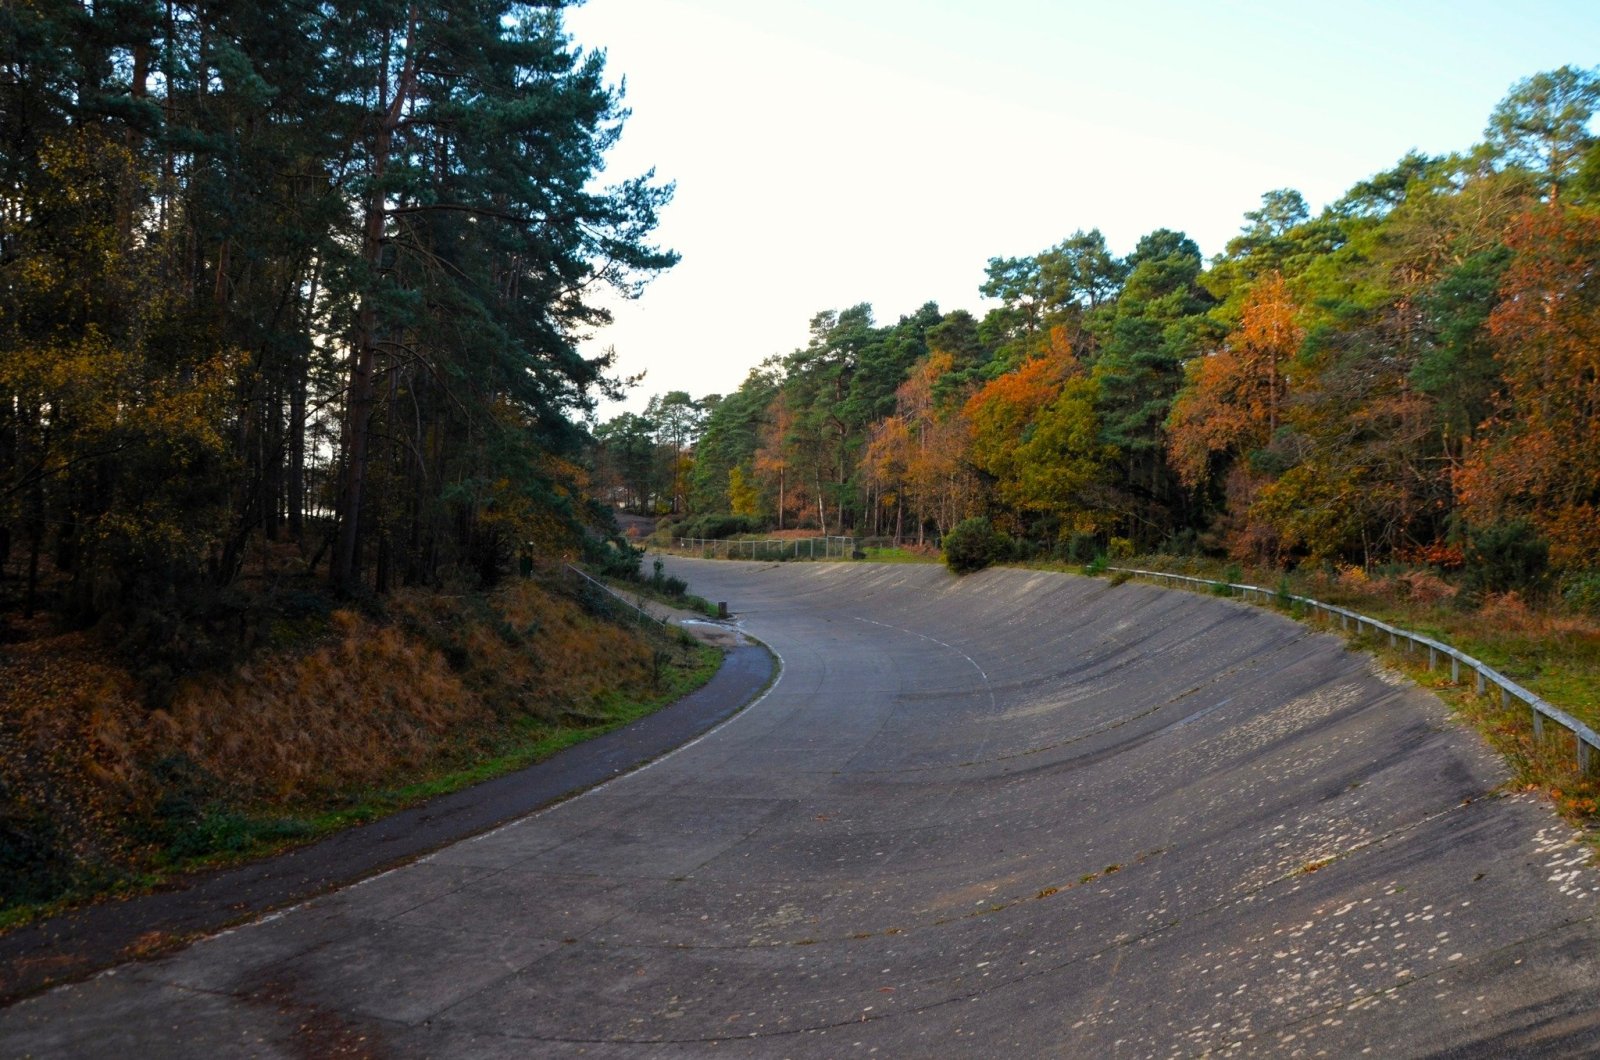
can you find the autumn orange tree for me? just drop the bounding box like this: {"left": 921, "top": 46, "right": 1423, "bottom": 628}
{"left": 964, "top": 348, "right": 1071, "bottom": 501}
{"left": 1457, "top": 207, "right": 1600, "bottom": 569}
{"left": 1164, "top": 272, "right": 1304, "bottom": 558}
{"left": 862, "top": 414, "right": 914, "bottom": 540}
{"left": 862, "top": 352, "right": 980, "bottom": 544}
{"left": 1168, "top": 272, "right": 1302, "bottom": 488}
{"left": 961, "top": 328, "right": 1114, "bottom": 538}
{"left": 753, "top": 397, "right": 805, "bottom": 531}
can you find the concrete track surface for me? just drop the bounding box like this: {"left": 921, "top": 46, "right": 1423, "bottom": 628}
{"left": 5, "top": 561, "right": 1599, "bottom": 1057}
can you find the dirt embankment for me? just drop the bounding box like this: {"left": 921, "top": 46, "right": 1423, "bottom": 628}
{"left": 0, "top": 569, "right": 704, "bottom": 920}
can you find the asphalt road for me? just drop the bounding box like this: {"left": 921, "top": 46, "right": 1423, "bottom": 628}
{"left": 4, "top": 560, "right": 1598, "bottom": 1057}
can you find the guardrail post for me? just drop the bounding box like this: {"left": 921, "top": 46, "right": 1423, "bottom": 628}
{"left": 1532, "top": 707, "right": 1544, "bottom": 740}
{"left": 1476, "top": 671, "right": 1485, "bottom": 694}
{"left": 1580, "top": 739, "right": 1593, "bottom": 774}
{"left": 1451, "top": 657, "right": 1460, "bottom": 684}
{"left": 1428, "top": 647, "right": 1437, "bottom": 671}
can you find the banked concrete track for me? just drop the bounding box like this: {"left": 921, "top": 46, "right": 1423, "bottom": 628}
{"left": 5, "top": 561, "right": 1599, "bottom": 1057}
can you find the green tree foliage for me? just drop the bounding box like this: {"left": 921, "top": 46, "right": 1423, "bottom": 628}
{"left": 684, "top": 367, "right": 779, "bottom": 515}
{"left": 605, "top": 63, "right": 1596, "bottom": 585}
{"left": 1412, "top": 246, "right": 1514, "bottom": 448}
{"left": 592, "top": 412, "right": 660, "bottom": 513}
{"left": 1089, "top": 229, "right": 1219, "bottom": 546}
{"left": 1483, "top": 64, "right": 1600, "bottom": 202}
{"left": 1, "top": 2, "right": 674, "bottom": 637}
{"left": 646, "top": 392, "right": 705, "bottom": 515}
{"left": 1007, "top": 376, "right": 1115, "bottom": 536}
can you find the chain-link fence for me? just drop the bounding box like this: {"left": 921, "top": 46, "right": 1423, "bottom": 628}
{"left": 674, "top": 536, "right": 856, "bottom": 561}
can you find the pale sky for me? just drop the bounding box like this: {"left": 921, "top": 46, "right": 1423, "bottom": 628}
{"left": 564, "top": 0, "right": 1599, "bottom": 416}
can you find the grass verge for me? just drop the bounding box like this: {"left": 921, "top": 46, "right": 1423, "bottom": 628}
{"left": 859, "top": 545, "right": 940, "bottom": 564}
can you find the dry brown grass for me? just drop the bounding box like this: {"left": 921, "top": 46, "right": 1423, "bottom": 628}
{"left": 764, "top": 528, "right": 829, "bottom": 540}
{"left": 169, "top": 607, "right": 482, "bottom": 801}
{"left": 0, "top": 572, "right": 685, "bottom": 911}
{"left": 157, "top": 579, "right": 658, "bottom": 803}
{"left": 1, "top": 632, "right": 147, "bottom": 867}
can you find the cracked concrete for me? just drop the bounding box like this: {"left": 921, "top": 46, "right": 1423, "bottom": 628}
{"left": 4, "top": 560, "right": 1596, "bottom": 1057}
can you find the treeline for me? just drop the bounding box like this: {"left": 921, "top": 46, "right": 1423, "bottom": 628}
{"left": 597, "top": 66, "right": 1600, "bottom": 584}
{"left": 1, "top": 3, "right": 673, "bottom": 638}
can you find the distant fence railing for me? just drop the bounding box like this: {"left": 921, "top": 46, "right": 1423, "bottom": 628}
{"left": 1109, "top": 566, "right": 1599, "bottom": 774}
{"left": 676, "top": 536, "right": 855, "bottom": 561}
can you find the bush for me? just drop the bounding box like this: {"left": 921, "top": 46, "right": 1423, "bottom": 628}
{"left": 1563, "top": 571, "right": 1600, "bottom": 617}
{"left": 585, "top": 537, "right": 643, "bottom": 581}
{"left": 1463, "top": 520, "right": 1549, "bottom": 595}
{"left": 1159, "top": 528, "right": 1201, "bottom": 557}
{"left": 1056, "top": 532, "right": 1099, "bottom": 564}
{"left": 1107, "top": 537, "right": 1135, "bottom": 560}
{"left": 668, "top": 513, "right": 764, "bottom": 540}
{"left": 943, "top": 517, "right": 1009, "bottom": 574}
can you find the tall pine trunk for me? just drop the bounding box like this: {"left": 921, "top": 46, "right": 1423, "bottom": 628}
{"left": 333, "top": 15, "right": 416, "bottom": 594}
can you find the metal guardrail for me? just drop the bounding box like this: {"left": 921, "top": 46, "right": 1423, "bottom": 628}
{"left": 1108, "top": 566, "right": 1599, "bottom": 774}
{"left": 564, "top": 564, "right": 669, "bottom": 629}
{"left": 675, "top": 536, "right": 855, "bottom": 560}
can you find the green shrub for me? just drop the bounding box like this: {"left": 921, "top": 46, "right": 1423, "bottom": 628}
{"left": 1563, "top": 571, "right": 1600, "bottom": 617}
{"left": 943, "top": 517, "right": 1009, "bottom": 574}
{"left": 1056, "top": 532, "right": 1099, "bottom": 564}
{"left": 669, "top": 513, "right": 765, "bottom": 540}
{"left": 1107, "top": 537, "right": 1135, "bottom": 560}
{"left": 1159, "top": 528, "right": 1201, "bottom": 556}
{"left": 1463, "top": 520, "right": 1549, "bottom": 595}
{"left": 585, "top": 537, "right": 642, "bottom": 580}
